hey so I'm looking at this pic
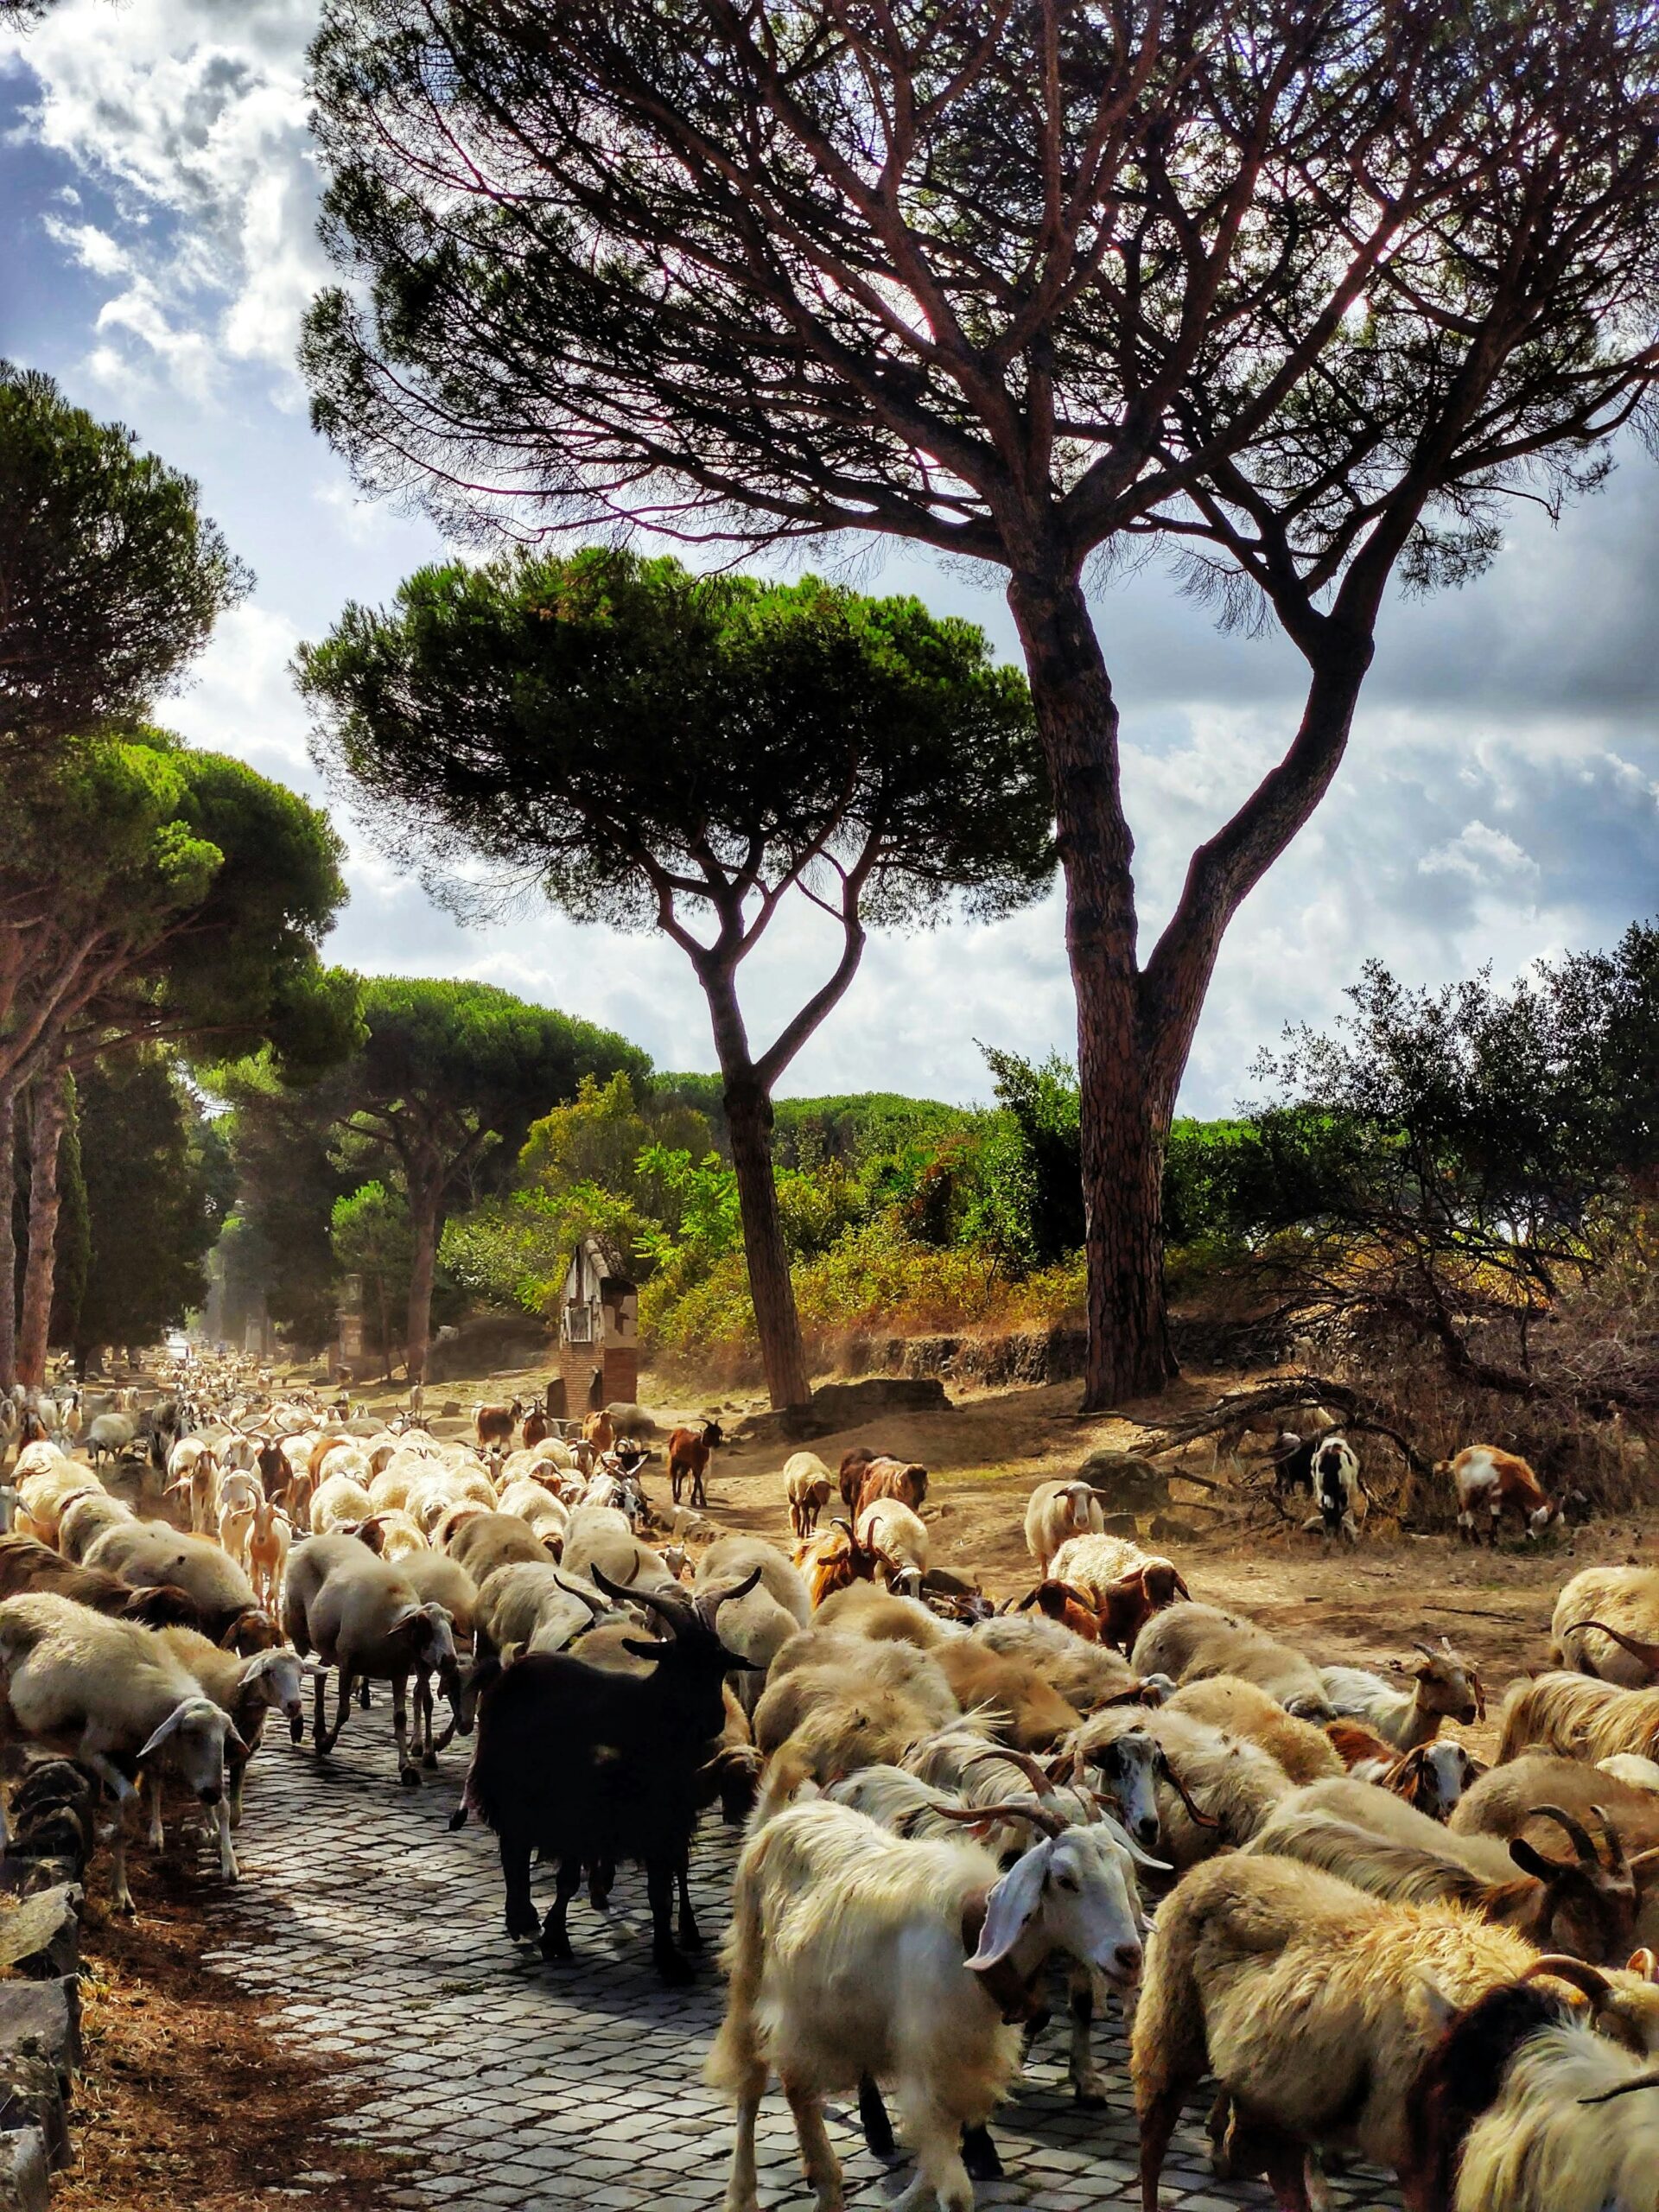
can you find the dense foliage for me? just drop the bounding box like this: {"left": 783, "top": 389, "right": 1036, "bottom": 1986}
{"left": 0, "top": 365, "right": 248, "bottom": 759}
{"left": 299, "top": 544, "right": 1052, "bottom": 1408}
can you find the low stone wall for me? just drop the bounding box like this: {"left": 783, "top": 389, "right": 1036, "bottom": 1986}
{"left": 0, "top": 1762, "right": 95, "bottom": 2211}
{"left": 830, "top": 1325, "right": 1090, "bottom": 1389}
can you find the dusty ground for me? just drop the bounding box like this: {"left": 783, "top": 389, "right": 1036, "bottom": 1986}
{"left": 59, "top": 1855, "right": 407, "bottom": 2212}
{"left": 61, "top": 1353, "right": 1659, "bottom": 2198}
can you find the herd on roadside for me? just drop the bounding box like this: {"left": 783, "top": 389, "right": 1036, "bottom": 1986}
{"left": 0, "top": 1363, "right": 1654, "bottom": 2211}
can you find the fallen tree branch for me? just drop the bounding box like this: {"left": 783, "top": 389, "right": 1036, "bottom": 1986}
{"left": 1136, "top": 1372, "right": 1437, "bottom": 1480}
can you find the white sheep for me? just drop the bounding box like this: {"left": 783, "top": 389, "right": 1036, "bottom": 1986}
{"left": 0, "top": 1591, "right": 244, "bottom": 1910}
{"left": 474, "top": 1561, "right": 615, "bottom": 1660}
{"left": 84, "top": 1522, "right": 264, "bottom": 1643}
{"left": 283, "top": 1532, "right": 465, "bottom": 1784}
{"left": 496, "top": 1480, "right": 569, "bottom": 1545}
{"left": 311, "top": 1470, "right": 377, "bottom": 1534}
{"left": 56, "top": 1488, "right": 134, "bottom": 1564}
{"left": 709, "top": 1798, "right": 1146, "bottom": 2212}
{"left": 145, "top": 1630, "right": 312, "bottom": 1861}
{"left": 781, "top": 1451, "right": 835, "bottom": 1538}
{"left": 1024, "top": 1479, "right": 1105, "bottom": 1573}
{"left": 561, "top": 1505, "right": 677, "bottom": 1594}
{"left": 85, "top": 1411, "right": 137, "bottom": 1466}
{"left": 693, "top": 1535, "right": 810, "bottom": 1700}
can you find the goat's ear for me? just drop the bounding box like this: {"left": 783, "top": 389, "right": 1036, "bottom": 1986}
{"left": 969, "top": 1840, "right": 1053, "bottom": 1969}
{"left": 1510, "top": 1837, "right": 1567, "bottom": 1882}
{"left": 1628, "top": 1948, "right": 1659, "bottom": 1980}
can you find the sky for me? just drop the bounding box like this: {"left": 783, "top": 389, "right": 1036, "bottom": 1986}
{"left": 4, "top": 0, "right": 1658, "bottom": 1116}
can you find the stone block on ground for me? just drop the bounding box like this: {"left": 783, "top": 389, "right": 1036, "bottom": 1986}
{"left": 605, "top": 1403, "right": 658, "bottom": 1438}
{"left": 0, "top": 1863, "right": 81, "bottom": 1905}
{"left": 0, "top": 1890, "right": 79, "bottom": 1981}
{"left": 0, "top": 1980, "right": 80, "bottom": 2082}
{"left": 793, "top": 1376, "right": 951, "bottom": 1439}
{"left": 1078, "top": 1450, "right": 1169, "bottom": 1513}
{"left": 0, "top": 2125, "right": 48, "bottom": 2212}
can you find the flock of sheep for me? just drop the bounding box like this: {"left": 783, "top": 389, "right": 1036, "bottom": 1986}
{"left": 2, "top": 1365, "right": 1658, "bottom": 2212}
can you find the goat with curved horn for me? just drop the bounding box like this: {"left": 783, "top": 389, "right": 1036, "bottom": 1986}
{"left": 1566, "top": 1618, "right": 1659, "bottom": 1676}
{"left": 589, "top": 1563, "right": 686, "bottom": 1628}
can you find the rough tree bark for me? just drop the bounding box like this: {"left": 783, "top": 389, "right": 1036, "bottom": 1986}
{"left": 724, "top": 1073, "right": 812, "bottom": 1414}
{"left": 1009, "top": 567, "right": 1175, "bottom": 1408}
{"left": 403, "top": 1148, "right": 442, "bottom": 1389}
{"left": 0, "top": 1080, "right": 16, "bottom": 1391}
{"left": 702, "top": 962, "right": 813, "bottom": 1413}
{"left": 16, "top": 1057, "right": 69, "bottom": 1391}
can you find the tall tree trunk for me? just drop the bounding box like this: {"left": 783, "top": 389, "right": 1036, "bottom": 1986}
{"left": 727, "top": 1074, "right": 812, "bottom": 1412}
{"left": 404, "top": 1160, "right": 442, "bottom": 1386}
{"left": 17, "top": 1058, "right": 70, "bottom": 1391}
{"left": 702, "top": 963, "right": 811, "bottom": 1412}
{"left": 0, "top": 1077, "right": 16, "bottom": 1392}
{"left": 1009, "top": 566, "right": 1176, "bottom": 1410}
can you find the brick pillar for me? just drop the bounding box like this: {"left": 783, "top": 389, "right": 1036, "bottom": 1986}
{"left": 602, "top": 1346, "right": 639, "bottom": 1408}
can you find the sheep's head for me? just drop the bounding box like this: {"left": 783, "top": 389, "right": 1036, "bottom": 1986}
{"left": 137, "top": 1697, "right": 245, "bottom": 1805}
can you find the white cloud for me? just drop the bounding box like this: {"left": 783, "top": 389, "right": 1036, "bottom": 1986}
{"left": 41, "top": 214, "right": 130, "bottom": 276}
{"left": 1419, "top": 820, "right": 1542, "bottom": 885}
{"left": 8, "top": 0, "right": 324, "bottom": 399}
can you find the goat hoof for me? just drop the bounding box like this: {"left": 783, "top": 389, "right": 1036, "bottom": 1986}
{"left": 653, "top": 1947, "right": 695, "bottom": 1986}
{"left": 961, "top": 2127, "right": 1001, "bottom": 2182}
{"left": 421, "top": 1751, "right": 438, "bottom": 1770}
{"left": 399, "top": 1764, "right": 422, "bottom": 1789}
{"left": 1072, "top": 2086, "right": 1108, "bottom": 2110}
{"left": 538, "top": 1933, "right": 574, "bottom": 1964}
{"left": 677, "top": 1922, "right": 704, "bottom": 1951}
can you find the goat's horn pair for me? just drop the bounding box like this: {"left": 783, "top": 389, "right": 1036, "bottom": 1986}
{"left": 960, "top": 1745, "right": 1053, "bottom": 1796}
{"left": 1154, "top": 1746, "right": 1223, "bottom": 1829}
{"left": 1564, "top": 1619, "right": 1659, "bottom": 1675}
{"left": 590, "top": 1563, "right": 681, "bottom": 1629}
{"left": 702, "top": 1566, "right": 764, "bottom": 1620}
{"left": 933, "top": 1798, "right": 1067, "bottom": 1840}
{"left": 1529, "top": 1803, "right": 1605, "bottom": 1868}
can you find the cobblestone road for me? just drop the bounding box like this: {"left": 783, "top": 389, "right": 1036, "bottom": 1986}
{"left": 203, "top": 1721, "right": 1402, "bottom": 2212}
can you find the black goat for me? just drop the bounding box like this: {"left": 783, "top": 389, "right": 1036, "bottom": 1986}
{"left": 454, "top": 1564, "right": 761, "bottom": 1982}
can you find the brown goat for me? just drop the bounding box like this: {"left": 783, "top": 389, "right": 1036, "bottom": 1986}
{"left": 1096, "top": 1562, "right": 1192, "bottom": 1656}
{"left": 836, "top": 1446, "right": 880, "bottom": 1512}
{"left": 791, "top": 1520, "right": 880, "bottom": 1609}
{"left": 1016, "top": 1580, "right": 1103, "bottom": 1642}
{"left": 582, "top": 1409, "right": 615, "bottom": 1455}
{"left": 474, "top": 1399, "right": 524, "bottom": 1450}
{"left": 668, "top": 1420, "right": 722, "bottom": 1509}
{"left": 849, "top": 1458, "right": 929, "bottom": 1518}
